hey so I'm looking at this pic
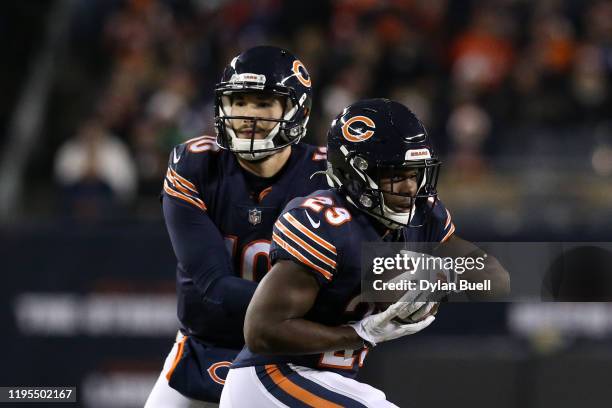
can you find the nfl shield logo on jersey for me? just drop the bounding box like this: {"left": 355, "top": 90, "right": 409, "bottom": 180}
{"left": 248, "top": 208, "right": 262, "bottom": 226}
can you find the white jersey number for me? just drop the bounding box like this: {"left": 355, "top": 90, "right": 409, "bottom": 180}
{"left": 224, "top": 236, "right": 271, "bottom": 282}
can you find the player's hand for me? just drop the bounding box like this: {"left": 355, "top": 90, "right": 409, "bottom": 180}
{"left": 395, "top": 301, "right": 439, "bottom": 323}
{"left": 349, "top": 302, "right": 435, "bottom": 347}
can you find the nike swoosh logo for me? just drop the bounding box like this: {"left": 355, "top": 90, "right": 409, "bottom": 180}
{"left": 305, "top": 211, "right": 320, "bottom": 229}
{"left": 173, "top": 148, "right": 181, "bottom": 164}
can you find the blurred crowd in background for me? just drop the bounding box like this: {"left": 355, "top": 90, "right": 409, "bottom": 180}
{"left": 2, "top": 0, "right": 612, "bottom": 237}
{"left": 2, "top": 3, "right": 612, "bottom": 405}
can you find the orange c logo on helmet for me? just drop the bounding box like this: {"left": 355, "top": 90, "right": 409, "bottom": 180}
{"left": 292, "top": 60, "right": 311, "bottom": 87}
{"left": 342, "top": 116, "right": 376, "bottom": 142}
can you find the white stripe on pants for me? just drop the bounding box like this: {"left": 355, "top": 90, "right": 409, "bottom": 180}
{"left": 144, "top": 332, "right": 218, "bottom": 408}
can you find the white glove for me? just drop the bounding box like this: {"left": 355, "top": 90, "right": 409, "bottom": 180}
{"left": 393, "top": 290, "right": 439, "bottom": 323}
{"left": 349, "top": 302, "right": 435, "bottom": 347}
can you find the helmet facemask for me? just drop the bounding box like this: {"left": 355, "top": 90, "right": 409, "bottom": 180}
{"left": 367, "top": 163, "right": 440, "bottom": 229}
{"left": 215, "top": 87, "right": 308, "bottom": 161}
{"left": 329, "top": 147, "right": 441, "bottom": 229}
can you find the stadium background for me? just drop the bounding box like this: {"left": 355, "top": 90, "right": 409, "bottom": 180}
{"left": 1, "top": 0, "right": 612, "bottom": 406}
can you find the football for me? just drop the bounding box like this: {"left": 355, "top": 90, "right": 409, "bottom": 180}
{"left": 393, "top": 302, "right": 440, "bottom": 324}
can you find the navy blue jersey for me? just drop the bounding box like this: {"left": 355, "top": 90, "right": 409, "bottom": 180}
{"left": 162, "top": 135, "right": 328, "bottom": 347}
{"left": 233, "top": 188, "right": 455, "bottom": 377}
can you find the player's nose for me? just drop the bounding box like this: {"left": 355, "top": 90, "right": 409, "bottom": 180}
{"left": 396, "top": 178, "right": 417, "bottom": 196}
{"left": 241, "top": 114, "right": 256, "bottom": 125}
{"left": 241, "top": 105, "right": 259, "bottom": 120}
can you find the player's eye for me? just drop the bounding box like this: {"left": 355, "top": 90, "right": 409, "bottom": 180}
{"left": 257, "top": 101, "right": 273, "bottom": 108}
{"left": 233, "top": 99, "right": 247, "bottom": 107}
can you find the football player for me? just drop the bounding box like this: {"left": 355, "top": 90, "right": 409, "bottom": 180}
{"left": 145, "top": 46, "right": 329, "bottom": 407}
{"left": 220, "top": 99, "right": 510, "bottom": 407}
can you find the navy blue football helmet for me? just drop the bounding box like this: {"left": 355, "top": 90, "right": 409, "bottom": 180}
{"left": 214, "top": 46, "right": 312, "bottom": 161}
{"left": 326, "top": 98, "right": 441, "bottom": 228}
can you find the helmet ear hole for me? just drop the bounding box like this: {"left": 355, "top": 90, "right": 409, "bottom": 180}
{"left": 359, "top": 194, "right": 374, "bottom": 208}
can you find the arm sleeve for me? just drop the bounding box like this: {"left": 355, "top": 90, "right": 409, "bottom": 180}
{"left": 428, "top": 199, "right": 456, "bottom": 243}
{"left": 163, "top": 148, "right": 207, "bottom": 212}
{"left": 270, "top": 207, "right": 338, "bottom": 286}
{"left": 162, "top": 190, "right": 257, "bottom": 327}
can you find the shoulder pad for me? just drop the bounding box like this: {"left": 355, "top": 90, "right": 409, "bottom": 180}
{"left": 430, "top": 198, "right": 455, "bottom": 243}
{"left": 271, "top": 191, "right": 353, "bottom": 284}
{"left": 162, "top": 136, "right": 219, "bottom": 211}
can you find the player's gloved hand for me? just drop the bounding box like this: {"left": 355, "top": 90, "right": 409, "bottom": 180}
{"left": 349, "top": 302, "right": 435, "bottom": 347}
{"left": 396, "top": 301, "right": 438, "bottom": 323}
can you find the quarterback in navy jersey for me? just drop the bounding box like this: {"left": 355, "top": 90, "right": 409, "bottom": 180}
{"left": 145, "top": 46, "right": 328, "bottom": 407}
{"left": 221, "top": 99, "right": 509, "bottom": 407}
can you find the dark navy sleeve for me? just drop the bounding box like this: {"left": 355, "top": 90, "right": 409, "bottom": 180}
{"left": 427, "top": 198, "right": 456, "bottom": 243}
{"left": 161, "top": 140, "right": 258, "bottom": 331}
{"left": 162, "top": 196, "right": 257, "bottom": 326}
{"left": 162, "top": 142, "right": 209, "bottom": 212}
{"left": 270, "top": 201, "right": 340, "bottom": 286}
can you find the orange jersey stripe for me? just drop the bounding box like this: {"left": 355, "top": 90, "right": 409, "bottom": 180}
{"left": 166, "top": 170, "right": 200, "bottom": 198}
{"left": 169, "top": 167, "right": 197, "bottom": 192}
{"left": 283, "top": 213, "right": 337, "bottom": 255}
{"left": 168, "top": 167, "right": 196, "bottom": 191}
{"left": 164, "top": 180, "right": 207, "bottom": 211}
{"left": 264, "top": 365, "right": 343, "bottom": 408}
{"left": 440, "top": 223, "right": 456, "bottom": 243}
{"left": 165, "top": 335, "right": 188, "bottom": 381}
{"left": 258, "top": 186, "right": 272, "bottom": 202}
{"left": 275, "top": 221, "right": 336, "bottom": 269}
{"left": 272, "top": 232, "right": 333, "bottom": 280}
{"left": 444, "top": 209, "right": 452, "bottom": 229}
